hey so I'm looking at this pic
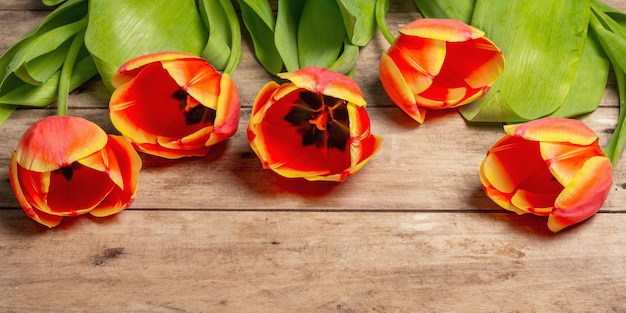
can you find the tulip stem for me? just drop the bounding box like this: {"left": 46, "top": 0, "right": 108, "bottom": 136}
{"left": 376, "top": 0, "right": 396, "bottom": 45}
{"left": 57, "top": 19, "right": 87, "bottom": 117}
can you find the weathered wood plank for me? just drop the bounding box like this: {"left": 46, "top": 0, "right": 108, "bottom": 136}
{"left": 0, "top": 0, "right": 48, "bottom": 11}
{"left": 0, "top": 210, "right": 624, "bottom": 312}
{"left": 1, "top": 106, "right": 624, "bottom": 212}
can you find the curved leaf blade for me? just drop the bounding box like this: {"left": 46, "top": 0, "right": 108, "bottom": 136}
{"left": 239, "top": 0, "right": 283, "bottom": 74}
{"left": 85, "top": 0, "right": 207, "bottom": 91}
{"left": 297, "top": 0, "right": 345, "bottom": 69}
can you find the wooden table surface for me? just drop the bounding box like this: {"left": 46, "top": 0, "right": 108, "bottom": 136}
{"left": 2, "top": 0, "right": 626, "bottom": 312}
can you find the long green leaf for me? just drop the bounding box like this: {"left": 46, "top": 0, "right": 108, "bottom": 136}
{"left": 0, "top": 51, "right": 96, "bottom": 107}
{"left": 459, "top": 0, "right": 593, "bottom": 122}
{"left": 590, "top": 1, "right": 626, "bottom": 165}
{"left": 275, "top": 0, "right": 305, "bottom": 72}
{"left": 0, "top": 0, "right": 86, "bottom": 84}
{"left": 85, "top": 0, "right": 207, "bottom": 91}
{"left": 198, "top": 0, "right": 242, "bottom": 74}
{"left": 328, "top": 41, "right": 359, "bottom": 75}
{"left": 218, "top": 0, "right": 243, "bottom": 74}
{"left": 239, "top": 0, "right": 283, "bottom": 74}
{"left": 297, "top": 0, "right": 345, "bottom": 69}
{"left": 198, "top": 0, "right": 232, "bottom": 70}
{"left": 336, "top": 0, "right": 378, "bottom": 46}
{"left": 13, "top": 17, "right": 87, "bottom": 85}
{"left": 550, "top": 28, "right": 609, "bottom": 118}
{"left": 0, "top": 0, "right": 95, "bottom": 119}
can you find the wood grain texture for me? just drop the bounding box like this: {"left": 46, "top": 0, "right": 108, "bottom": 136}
{"left": 1, "top": 1, "right": 626, "bottom": 312}
{"left": 1, "top": 210, "right": 625, "bottom": 312}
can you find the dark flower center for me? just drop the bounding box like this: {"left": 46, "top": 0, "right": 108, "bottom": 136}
{"left": 58, "top": 162, "right": 80, "bottom": 181}
{"left": 173, "top": 89, "right": 216, "bottom": 126}
{"left": 284, "top": 91, "right": 350, "bottom": 151}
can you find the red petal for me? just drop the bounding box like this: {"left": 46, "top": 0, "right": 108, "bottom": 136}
{"left": 90, "top": 135, "right": 142, "bottom": 217}
{"left": 379, "top": 53, "right": 426, "bottom": 123}
{"left": 541, "top": 141, "right": 605, "bottom": 186}
{"left": 45, "top": 163, "right": 115, "bottom": 216}
{"left": 9, "top": 153, "right": 63, "bottom": 227}
{"left": 549, "top": 156, "right": 612, "bottom": 232}
{"left": 112, "top": 51, "right": 201, "bottom": 88}
{"left": 279, "top": 67, "right": 366, "bottom": 107}
{"left": 400, "top": 18, "right": 484, "bottom": 42}
{"left": 505, "top": 117, "right": 599, "bottom": 145}
{"left": 16, "top": 116, "right": 107, "bottom": 172}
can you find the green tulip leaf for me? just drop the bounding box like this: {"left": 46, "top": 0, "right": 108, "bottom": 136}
{"left": 198, "top": 0, "right": 242, "bottom": 73}
{"left": 198, "top": 0, "right": 232, "bottom": 71}
{"left": 0, "top": 0, "right": 94, "bottom": 122}
{"left": 459, "top": 0, "right": 593, "bottom": 122}
{"left": 0, "top": 104, "right": 16, "bottom": 125}
{"left": 297, "top": 0, "right": 346, "bottom": 69}
{"left": 275, "top": 0, "right": 306, "bottom": 72}
{"left": 239, "top": 0, "right": 283, "bottom": 74}
{"left": 14, "top": 40, "right": 70, "bottom": 85}
{"left": 1, "top": 0, "right": 87, "bottom": 83}
{"left": 0, "top": 51, "right": 96, "bottom": 107}
{"left": 85, "top": 0, "right": 207, "bottom": 91}
{"left": 328, "top": 41, "right": 359, "bottom": 75}
{"left": 336, "top": 0, "right": 378, "bottom": 46}
{"left": 590, "top": 1, "right": 626, "bottom": 165}
{"left": 43, "top": 0, "right": 67, "bottom": 5}
{"left": 413, "top": 0, "right": 474, "bottom": 24}
{"left": 550, "top": 29, "right": 609, "bottom": 118}
{"left": 220, "top": 0, "right": 243, "bottom": 75}
{"left": 12, "top": 17, "right": 87, "bottom": 85}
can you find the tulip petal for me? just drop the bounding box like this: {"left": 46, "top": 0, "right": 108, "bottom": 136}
{"left": 541, "top": 141, "right": 605, "bottom": 187}
{"left": 386, "top": 35, "right": 445, "bottom": 81}
{"left": 278, "top": 66, "right": 366, "bottom": 107}
{"left": 90, "top": 135, "right": 142, "bottom": 217}
{"left": 510, "top": 165, "right": 563, "bottom": 216}
{"left": 112, "top": 51, "right": 201, "bottom": 87}
{"left": 504, "top": 117, "right": 599, "bottom": 145}
{"left": 110, "top": 63, "right": 215, "bottom": 145}
{"left": 444, "top": 37, "right": 505, "bottom": 89}
{"left": 482, "top": 136, "right": 547, "bottom": 193}
{"left": 207, "top": 73, "right": 240, "bottom": 146}
{"left": 251, "top": 81, "right": 281, "bottom": 117}
{"left": 9, "top": 153, "right": 63, "bottom": 228}
{"left": 45, "top": 163, "right": 115, "bottom": 216}
{"left": 414, "top": 85, "right": 467, "bottom": 108}
{"left": 15, "top": 116, "right": 108, "bottom": 172}
{"left": 480, "top": 160, "right": 527, "bottom": 215}
{"left": 549, "top": 156, "right": 612, "bottom": 232}
{"left": 400, "top": 18, "right": 484, "bottom": 42}
{"left": 160, "top": 57, "right": 222, "bottom": 110}
{"left": 379, "top": 53, "right": 426, "bottom": 123}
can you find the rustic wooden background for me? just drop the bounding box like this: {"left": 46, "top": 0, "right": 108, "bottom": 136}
{"left": 1, "top": 0, "right": 626, "bottom": 312}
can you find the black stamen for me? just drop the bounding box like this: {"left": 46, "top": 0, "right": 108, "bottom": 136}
{"left": 60, "top": 165, "right": 74, "bottom": 181}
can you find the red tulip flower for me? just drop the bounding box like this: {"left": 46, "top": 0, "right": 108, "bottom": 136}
{"left": 247, "top": 66, "right": 382, "bottom": 182}
{"left": 109, "top": 52, "right": 240, "bottom": 159}
{"left": 379, "top": 18, "right": 504, "bottom": 123}
{"left": 480, "top": 117, "right": 612, "bottom": 232}
{"left": 9, "top": 116, "right": 142, "bottom": 228}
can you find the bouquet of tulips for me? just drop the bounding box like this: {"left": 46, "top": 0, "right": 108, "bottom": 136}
{"left": 2, "top": 0, "right": 626, "bottom": 232}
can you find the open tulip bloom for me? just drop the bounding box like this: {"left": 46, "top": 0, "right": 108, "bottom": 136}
{"left": 379, "top": 18, "right": 504, "bottom": 123}
{"left": 9, "top": 116, "right": 142, "bottom": 228}
{"left": 109, "top": 52, "right": 240, "bottom": 159}
{"left": 480, "top": 117, "right": 613, "bottom": 232}
{"left": 248, "top": 66, "right": 383, "bottom": 182}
